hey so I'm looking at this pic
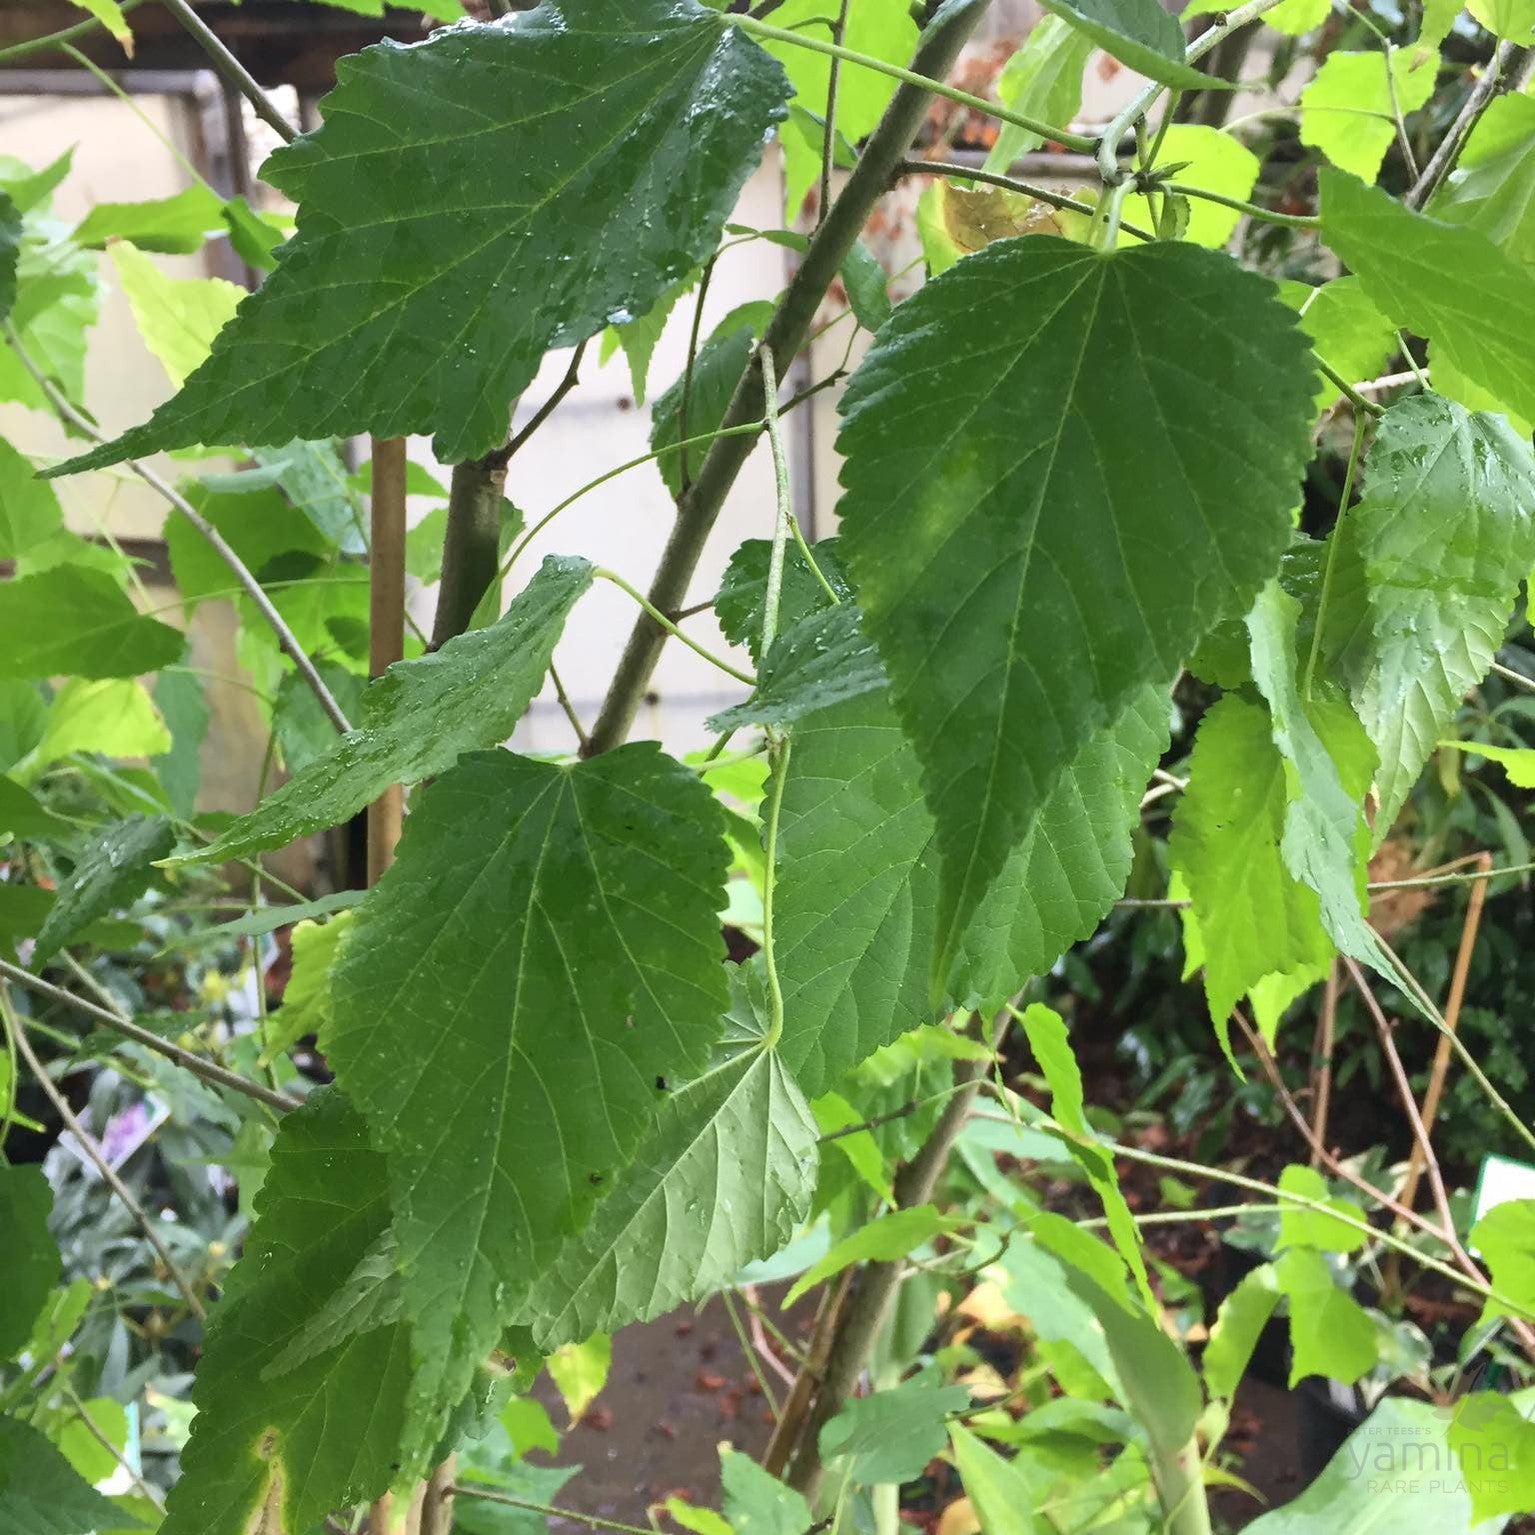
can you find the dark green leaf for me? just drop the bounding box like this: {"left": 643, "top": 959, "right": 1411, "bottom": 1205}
{"left": 53, "top": 0, "right": 790, "bottom": 472}
{"left": 839, "top": 237, "right": 1314, "bottom": 986}
{"left": 821, "top": 1370, "right": 970, "bottom": 1484}
{"left": 720, "top": 1450, "right": 812, "bottom": 1535}
{"left": 0, "top": 1167, "right": 58, "bottom": 1362}
{"left": 34, "top": 816, "right": 174, "bottom": 963}
{"left": 0, "top": 776, "right": 72, "bottom": 844}
{"left": 840, "top": 241, "right": 893, "bottom": 333}
{"left": 0, "top": 1415, "right": 141, "bottom": 1535}
{"left": 0, "top": 566, "right": 182, "bottom": 681}
{"left": 325, "top": 745, "right": 729, "bottom": 1469}
{"left": 1347, "top": 393, "right": 1535, "bottom": 833}
{"left": 714, "top": 536, "right": 851, "bottom": 664}
{"left": 177, "top": 555, "right": 592, "bottom": 864}
{"left": 153, "top": 664, "right": 210, "bottom": 821}
{"left": 1038, "top": 0, "right": 1225, "bottom": 89}
{"left": 221, "top": 196, "right": 286, "bottom": 270}
{"left": 71, "top": 185, "right": 226, "bottom": 255}
{"left": 156, "top": 1089, "right": 409, "bottom": 1535}
{"left": 1321, "top": 169, "right": 1535, "bottom": 425}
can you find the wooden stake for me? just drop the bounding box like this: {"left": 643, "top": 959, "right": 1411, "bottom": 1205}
{"left": 367, "top": 436, "right": 408, "bottom": 885}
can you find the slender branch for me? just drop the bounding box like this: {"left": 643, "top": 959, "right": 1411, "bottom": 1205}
{"left": 759, "top": 739, "right": 791, "bottom": 1052}
{"left": 0, "top": 0, "right": 146, "bottom": 63}
{"left": 1382, "top": 44, "right": 1422, "bottom": 183}
{"left": 588, "top": 0, "right": 990, "bottom": 754}
{"left": 722, "top": 1290, "right": 783, "bottom": 1417}
{"left": 502, "top": 341, "right": 586, "bottom": 463}
{"left": 1, "top": 985, "right": 208, "bottom": 1321}
{"left": 1304, "top": 410, "right": 1368, "bottom": 698}
{"left": 59, "top": 1381, "right": 165, "bottom": 1509}
{"left": 1309, "top": 960, "right": 1339, "bottom": 1168}
{"left": 368, "top": 438, "right": 408, "bottom": 883}
{"left": 1316, "top": 355, "right": 1386, "bottom": 419}
{"left": 1160, "top": 180, "right": 1320, "bottom": 230}
{"left": 762, "top": 1269, "right": 854, "bottom": 1476}
{"left": 548, "top": 663, "right": 590, "bottom": 753}
{"left": 593, "top": 569, "right": 756, "bottom": 686}
{"left": 4, "top": 322, "right": 352, "bottom": 733}
{"left": 819, "top": 0, "right": 853, "bottom": 224}
{"left": 1407, "top": 42, "right": 1520, "bottom": 209}
{"left": 678, "top": 261, "right": 716, "bottom": 494}
{"left": 759, "top": 347, "right": 794, "bottom": 658}
{"left": 900, "top": 159, "right": 1157, "bottom": 242}
{"left": 435, "top": 453, "right": 509, "bottom": 646}
{"left": 159, "top": 0, "right": 299, "bottom": 143}
{"left": 1491, "top": 659, "right": 1535, "bottom": 694}
{"left": 0, "top": 959, "right": 299, "bottom": 1113}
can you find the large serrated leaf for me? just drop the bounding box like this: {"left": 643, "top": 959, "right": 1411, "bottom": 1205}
{"left": 0, "top": 565, "right": 182, "bottom": 681}
{"left": 176, "top": 555, "right": 592, "bottom": 865}
{"left": 52, "top": 0, "right": 789, "bottom": 473}
{"left": 1347, "top": 393, "right": 1535, "bottom": 835}
{"left": 837, "top": 237, "right": 1314, "bottom": 986}
{"left": 156, "top": 1089, "right": 410, "bottom": 1535}
{"left": 0, "top": 1415, "right": 141, "bottom": 1535}
{"left": 325, "top": 744, "right": 729, "bottom": 1470}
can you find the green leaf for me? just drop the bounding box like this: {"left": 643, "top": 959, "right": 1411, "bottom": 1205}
{"left": 54, "top": 1, "right": 790, "bottom": 473}
{"left": 0, "top": 776, "right": 73, "bottom": 844}
{"left": 176, "top": 555, "right": 592, "bottom": 865}
{"left": 814, "top": 1089, "right": 896, "bottom": 1202}
{"left": 714, "top": 536, "right": 852, "bottom": 665}
{"left": 708, "top": 603, "right": 886, "bottom": 731}
{"left": 153, "top": 664, "right": 209, "bottom": 820}
{"left": 1471, "top": 1197, "right": 1535, "bottom": 1322}
{"left": 1321, "top": 168, "right": 1535, "bottom": 425}
{"left": 1347, "top": 393, "right": 1535, "bottom": 833}
{"left": 156, "top": 1089, "right": 409, "bottom": 1535}
{"left": 16, "top": 679, "right": 173, "bottom": 785}
{"left": 0, "top": 437, "right": 63, "bottom": 562}
{"left": 0, "top": 191, "right": 18, "bottom": 323}
{"left": 109, "top": 241, "right": 243, "bottom": 389}
{"left": 605, "top": 269, "right": 697, "bottom": 406}
{"left": 1441, "top": 739, "right": 1535, "bottom": 787}
{"left": 546, "top": 1333, "right": 612, "bottom": 1425}
{"left": 325, "top": 744, "right": 729, "bottom": 1469}
{"left": 1019, "top": 1003, "right": 1154, "bottom": 1305}
{"left": 0, "top": 1415, "right": 141, "bottom": 1535}
{"left": 1247, "top": 1395, "right": 1506, "bottom": 1533}
{"left": 1276, "top": 1164, "right": 1369, "bottom": 1253}
{"left": 841, "top": 241, "right": 893, "bottom": 333}
{"left": 1038, "top": 0, "right": 1228, "bottom": 89}
{"left": 949, "top": 1423, "right": 1050, "bottom": 1535}
{"left": 526, "top": 1037, "right": 818, "bottom": 1347}
{"left": 1299, "top": 49, "right": 1438, "bottom": 185}
{"left": 0, "top": 1167, "right": 58, "bottom": 1362}
{"left": 821, "top": 1370, "right": 971, "bottom": 1484}
{"left": 221, "top": 196, "right": 287, "bottom": 270}
{"left": 260, "top": 911, "right": 354, "bottom": 1065}
{"left": 1429, "top": 91, "right": 1535, "bottom": 266}
{"left": 1445, "top": 1391, "right": 1535, "bottom": 1522}
{"left": 68, "top": 0, "right": 134, "bottom": 50}
{"left": 1202, "top": 1262, "right": 1280, "bottom": 1399}
{"left": 73, "top": 185, "right": 226, "bottom": 255}
{"left": 784, "top": 1205, "right": 961, "bottom": 1307}
{"left": 1246, "top": 582, "right": 1382, "bottom": 970}
{"left": 33, "top": 815, "right": 174, "bottom": 963}
{"left": 1185, "top": 0, "right": 1328, "bottom": 33}
{"left": 763, "top": 0, "right": 918, "bottom": 219}
{"left": 984, "top": 17, "right": 1093, "bottom": 171}
{"left": 838, "top": 237, "right": 1315, "bottom": 985}
{"left": 1468, "top": 0, "right": 1535, "bottom": 39}
{"left": 0, "top": 566, "right": 182, "bottom": 681}
{"left": 1282, "top": 276, "right": 1396, "bottom": 417}
{"left": 1171, "top": 694, "right": 1334, "bottom": 1031}
{"left": 1272, "top": 1246, "right": 1378, "bottom": 1386}
{"left": 1141, "top": 124, "right": 1261, "bottom": 247}
{"left": 720, "top": 1449, "right": 812, "bottom": 1535}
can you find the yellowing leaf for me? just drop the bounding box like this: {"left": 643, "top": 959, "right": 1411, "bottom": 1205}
{"left": 1440, "top": 739, "right": 1535, "bottom": 787}
{"left": 547, "top": 1333, "right": 612, "bottom": 1426}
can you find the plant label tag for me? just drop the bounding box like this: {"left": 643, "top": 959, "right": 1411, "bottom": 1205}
{"left": 1472, "top": 1152, "right": 1535, "bottom": 1229}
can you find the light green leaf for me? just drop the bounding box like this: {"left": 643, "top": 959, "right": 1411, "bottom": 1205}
{"left": 763, "top": 0, "right": 918, "bottom": 219}
{"left": 0, "top": 438, "right": 63, "bottom": 562}
{"left": 325, "top": 744, "right": 729, "bottom": 1470}
{"left": 74, "top": 185, "right": 226, "bottom": 255}
{"left": 0, "top": 1167, "right": 58, "bottom": 1362}
{"left": 1282, "top": 276, "right": 1397, "bottom": 416}
{"left": 784, "top": 1205, "right": 961, "bottom": 1307}
{"left": 34, "top": 815, "right": 174, "bottom": 963}
{"left": 155, "top": 1089, "right": 410, "bottom": 1535}
{"left": 176, "top": 554, "right": 592, "bottom": 865}
{"left": 55, "top": 1, "right": 790, "bottom": 473}
{"left": 821, "top": 1370, "right": 971, "bottom": 1484}
{"left": 1039, "top": 0, "right": 1228, "bottom": 89}
{"left": 1429, "top": 91, "right": 1535, "bottom": 266}
{"left": 949, "top": 1424, "right": 1049, "bottom": 1535}
{"left": 1349, "top": 395, "right": 1535, "bottom": 833}
{"left": 1442, "top": 739, "right": 1535, "bottom": 787}
{"left": 0, "top": 566, "right": 182, "bottom": 681}
{"left": 838, "top": 237, "right": 1315, "bottom": 985}
{"left": 0, "top": 1415, "right": 140, "bottom": 1535}
{"left": 260, "top": 911, "right": 353, "bottom": 1065}
{"left": 984, "top": 17, "right": 1093, "bottom": 171}
{"left": 1468, "top": 0, "right": 1535, "bottom": 39}
{"left": 721, "top": 1449, "right": 812, "bottom": 1535}
{"left": 1445, "top": 1391, "right": 1535, "bottom": 1522}
{"left": 1272, "top": 1246, "right": 1378, "bottom": 1386}
{"left": 1185, "top": 0, "right": 1328, "bottom": 32}
{"left": 1248, "top": 1395, "right": 1507, "bottom": 1532}
{"left": 153, "top": 664, "right": 209, "bottom": 820}
{"left": 547, "top": 1334, "right": 612, "bottom": 1426}
{"left": 1276, "top": 1164, "right": 1369, "bottom": 1253}
{"left": 1300, "top": 49, "right": 1438, "bottom": 185}
{"left": 1246, "top": 582, "right": 1382, "bottom": 970}
{"left": 527, "top": 1038, "right": 818, "bottom": 1347}
{"left": 16, "top": 679, "right": 172, "bottom": 785}
{"left": 1017, "top": 1003, "right": 1154, "bottom": 1307}
{"left": 68, "top": 0, "right": 134, "bottom": 51}
{"left": 110, "top": 241, "right": 243, "bottom": 389}
{"left": 1144, "top": 124, "right": 1261, "bottom": 247}
{"left": 606, "top": 269, "right": 697, "bottom": 406}
{"left": 813, "top": 1090, "right": 894, "bottom": 1202}
{"left": 1471, "top": 1197, "right": 1535, "bottom": 1321}
{"left": 1321, "top": 168, "right": 1535, "bottom": 425}
{"left": 1202, "top": 1262, "right": 1280, "bottom": 1399}
{"left": 1171, "top": 694, "right": 1334, "bottom": 1032}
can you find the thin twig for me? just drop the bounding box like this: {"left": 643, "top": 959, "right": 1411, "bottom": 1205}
{"left": 5, "top": 323, "right": 352, "bottom": 734}
{"left": 1407, "top": 42, "right": 1518, "bottom": 209}
{"left": 500, "top": 342, "right": 587, "bottom": 465}
{"left": 1309, "top": 961, "right": 1339, "bottom": 1169}
{"left": 594, "top": 569, "right": 755, "bottom": 686}
{"left": 159, "top": 0, "right": 298, "bottom": 143}
{"left": 722, "top": 1290, "right": 782, "bottom": 1418}
{"left": 59, "top": 1381, "right": 165, "bottom": 1509}
{"left": 368, "top": 438, "right": 408, "bottom": 883}
{"left": 0, "top": 958, "right": 299, "bottom": 1113}
{"left": 819, "top": 0, "right": 853, "bottom": 225}
{"left": 677, "top": 260, "right": 716, "bottom": 494}
{"left": 1, "top": 985, "right": 208, "bottom": 1321}
{"left": 548, "top": 663, "right": 590, "bottom": 753}
{"left": 0, "top": 0, "right": 146, "bottom": 63}
{"left": 1491, "top": 660, "right": 1535, "bottom": 694}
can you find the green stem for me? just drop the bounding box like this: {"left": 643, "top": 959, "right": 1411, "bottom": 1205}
{"left": 759, "top": 737, "right": 791, "bottom": 1051}
{"left": 759, "top": 346, "right": 794, "bottom": 657}
{"left": 1160, "top": 180, "right": 1321, "bottom": 229}
{"left": 1303, "top": 409, "right": 1368, "bottom": 699}
{"left": 159, "top": 0, "right": 299, "bottom": 144}
{"left": 1316, "top": 355, "right": 1387, "bottom": 419}
{"left": 0, "top": 0, "right": 145, "bottom": 63}
{"left": 593, "top": 569, "right": 755, "bottom": 686}
{"left": 733, "top": 13, "right": 1096, "bottom": 155}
